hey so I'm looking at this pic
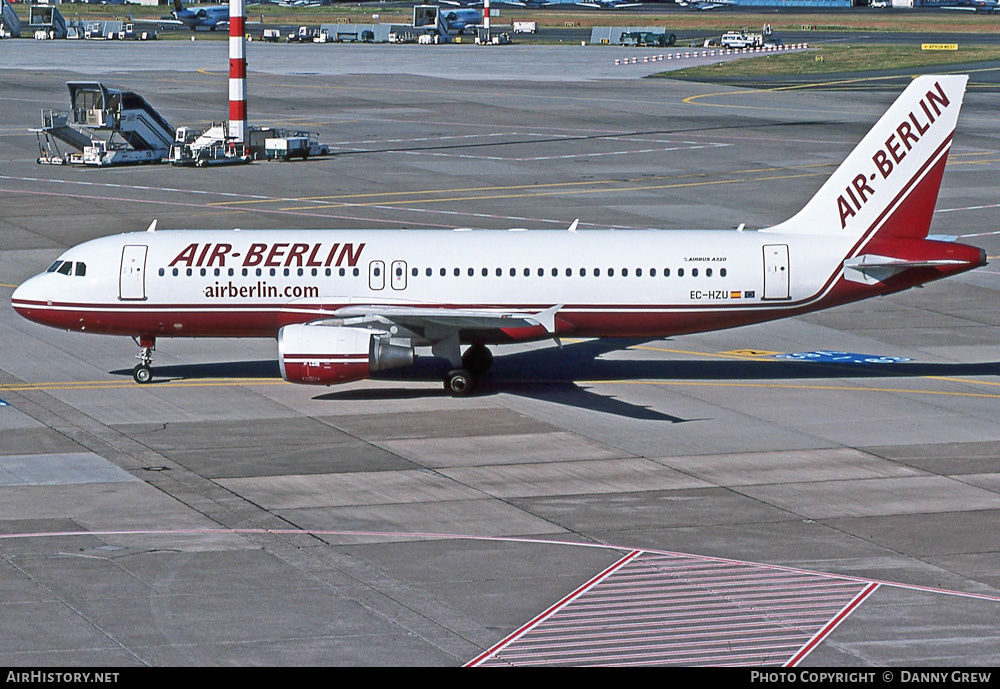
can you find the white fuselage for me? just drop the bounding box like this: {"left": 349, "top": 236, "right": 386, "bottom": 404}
{"left": 13, "top": 227, "right": 858, "bottom": 341}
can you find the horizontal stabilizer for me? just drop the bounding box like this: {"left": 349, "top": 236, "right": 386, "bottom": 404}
{"left": 843, "top": 253, "right": 967, "bottom": 285}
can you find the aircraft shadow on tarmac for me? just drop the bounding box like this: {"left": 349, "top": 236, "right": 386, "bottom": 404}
{"left": 113, "top": 339, "right": 1000, "bottom": 423}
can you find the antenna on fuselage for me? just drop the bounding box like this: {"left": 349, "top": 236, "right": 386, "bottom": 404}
{"left": 568, "top": 219, "right": 579, "bottom": 232}
{"left": 146, "top": 219, "right": 158, "bottom": 233}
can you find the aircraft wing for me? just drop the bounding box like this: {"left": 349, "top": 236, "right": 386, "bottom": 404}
{"left": 329, "top": 304, "right": 562, "bottom": 336}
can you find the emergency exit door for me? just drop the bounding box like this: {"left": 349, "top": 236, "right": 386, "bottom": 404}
{"left": 762, "top": 244, "right": 789, "bottom": 300}
{"left": 119, "top": 245, "right": 148, "bottom": 300}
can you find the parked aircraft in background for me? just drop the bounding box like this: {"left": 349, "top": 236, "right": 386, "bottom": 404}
{"left": 439, "top": 0, "right": 484, "bottom": 7}
{"left": 938, "top": 0, "right": 999, "bottom": 10}
{"left": 12, "top": 77, "right": 985, "bottom": 396}
{"left": 675, "top": 0, "right": 736, "bottom": 9}
{"left": 576, "top": 0, "right": 643, "bottom": 8}
{"left": 498, "top": 0, "right": 552, "bottom": 6}
{"left": 171, "top": 0, "right": 229, "bottom": 30}
{"left": 441, "top": 7, "right": 483, "bottom": 33}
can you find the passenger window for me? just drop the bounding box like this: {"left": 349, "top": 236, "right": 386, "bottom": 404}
{"left": 650, "top": 268, "right": 657, "bottom": 277}
{"left": 622, "top": 268, "right": 629, "bottom": 277}
{"left": 692, "top": 268, "right": 699, "bottom": 277}
{"left": 706, "top": 268, "right": 713, "bottom": 277}
{"left": 678, "top": 268, "right": 685, "bottom": 277}
{"left": 636, "top": 268, "right": 642, "bottom": 277}
{"left": 594, "top": 268, "right": 600, "bottom": 277}
{"left": 721, "top": 268, "right": 727, "bottom": 277}
{"left": 172, "top": 268, "right": 179, "bottom": 277}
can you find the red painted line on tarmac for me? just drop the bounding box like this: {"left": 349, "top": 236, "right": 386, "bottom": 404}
{"left": 464, "top": 549, "right": 643, "bottom": 667}
{"left": 785, "top": 582, "right": 881, "bottom": 667}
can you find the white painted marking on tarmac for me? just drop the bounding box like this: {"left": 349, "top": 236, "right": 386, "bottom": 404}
{"left": 400, "top": 141, "right": 729, "bottom": 162}
{"left": 937, "top": 204, "right": 1000, "bottom": 214}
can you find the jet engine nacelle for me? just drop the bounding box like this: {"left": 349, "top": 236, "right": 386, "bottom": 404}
{"left": 277, "top": 324, "right": 413, "bottom": 385}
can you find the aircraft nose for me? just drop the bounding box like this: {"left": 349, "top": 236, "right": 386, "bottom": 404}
{"left": 11, "top": 274, "right": 53, "bottom": 324}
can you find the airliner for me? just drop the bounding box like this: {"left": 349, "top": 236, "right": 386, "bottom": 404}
{"left": 11, "top": 76, "right": 986, "bottom": 395}
{"left": 171, "top": 0, "right": 229, "bottom": 30}
{"left": 576, "top": 0, "right": 644, "bottom": 8}
{"left": 440, "top": 8, "right": 483, "bottom": 33}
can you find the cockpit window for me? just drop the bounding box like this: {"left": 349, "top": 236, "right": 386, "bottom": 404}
{"left": 56, "top": 262, "right": 73, "bottom": 275}
{"left": 47, "top": 261, "right": 63, "bottom": 273}
{"left": 75, "top": 262, "right": 87, "bottom": 277}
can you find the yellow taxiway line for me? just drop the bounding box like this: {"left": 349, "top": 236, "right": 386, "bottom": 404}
{"left": 3, "top": 374, "right": 997, "bottom": 400}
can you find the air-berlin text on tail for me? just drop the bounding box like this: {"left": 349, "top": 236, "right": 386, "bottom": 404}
{"left": 837, "top": 80, "right": 952, "bottom": 229}
{"left": 167, "top": 242, "right": 366, "bottom": 269}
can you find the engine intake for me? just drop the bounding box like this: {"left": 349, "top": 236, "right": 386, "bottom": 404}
{"left": 278, "top": 324, "right": 413, "bottom": 385}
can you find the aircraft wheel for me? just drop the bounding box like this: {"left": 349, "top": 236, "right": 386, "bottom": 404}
{"left": 133, "top": 364, "right": 153, "bottom": 385}
{"left": 444, "top": 369, "right": 475, "bottom": 396}
{"left": 461, "top": 345, "right": 493, "bottom": 377}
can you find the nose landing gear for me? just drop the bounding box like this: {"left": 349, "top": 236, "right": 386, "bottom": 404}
{"left": 132, "top": 336, "right": 156, "bottom": 384}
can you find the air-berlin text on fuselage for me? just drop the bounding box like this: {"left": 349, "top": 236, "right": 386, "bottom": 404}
{"left": 167, "top": 242, "right": 366, "bottom": 269}
{"left": 837, "top": 80, "right": 952, "bottom": 229}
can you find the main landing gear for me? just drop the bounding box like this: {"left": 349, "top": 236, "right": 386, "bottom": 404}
{"left": 443, "top": 344, "right": 494, "bottom": 396}
{"left": 132, "top": 336, "right": 155, "bottom": 384}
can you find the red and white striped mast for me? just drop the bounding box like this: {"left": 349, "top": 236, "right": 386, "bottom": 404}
{"left": 483, "top": 0, "right": 490, "bottom": 36}
{"left": 228, "top": 0, "right": 247, "bottom": 144}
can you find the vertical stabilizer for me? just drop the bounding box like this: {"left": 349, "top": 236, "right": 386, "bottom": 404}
{"left": 763, "top": 75, "right": 968, "bottom": 243}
